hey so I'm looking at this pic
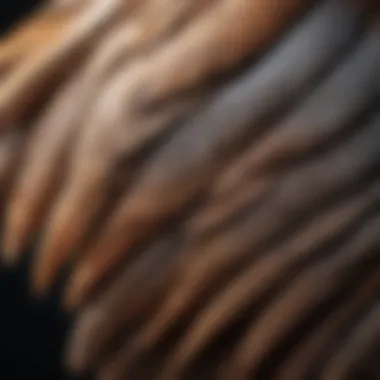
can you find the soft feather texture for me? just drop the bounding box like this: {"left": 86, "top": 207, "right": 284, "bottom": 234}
{"left": 0, "top": 1, "right": 379, "bottom": 380}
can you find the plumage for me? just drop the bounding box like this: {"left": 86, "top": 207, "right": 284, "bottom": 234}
{"left": 0, "top": 1, "right": 379, "bottom": 380}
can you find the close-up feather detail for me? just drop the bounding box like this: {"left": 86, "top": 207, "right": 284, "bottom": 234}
{"left": 0, "top": 1, "right": 378, "bottom": 380}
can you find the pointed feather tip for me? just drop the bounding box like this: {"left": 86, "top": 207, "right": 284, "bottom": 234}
{"left": 63, "top": 265, "right": 93, "bottom": 311}
{"left": 30, "top": 236, "right": 64, "bottom": 299}
{"left": 29, "top": 254, "right": 54, "bottom": 300}
{"left": 1, "top": 203, "right": 32, "bottom": 267}
{"left": 30, "top": 238, "right": 76, "bottom": 301}
{"left": 64, "top": 306, "right": 105, "bottom": 375}
{"left": 1, "top": 229, "right": 23, "bottom": 267}
{"left": 30, "top": 264, "right": 52, "bottom": 299}
{"left": 64, "top": 331, "right": 87, "bottom": 376}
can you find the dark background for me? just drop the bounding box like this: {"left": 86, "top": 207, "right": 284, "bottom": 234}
{"left": 0, "top": 1, "right": 81, "bottom": 379}
{"left": 0, "top": 260, "right": 75, "bottom": 379}
{"left": 0, "top": 0, "right": 40, "bottom": 34}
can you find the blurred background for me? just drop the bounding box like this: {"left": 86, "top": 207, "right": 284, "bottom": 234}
{"left": 0, "top": 259, "right": 74, "bottom": 379}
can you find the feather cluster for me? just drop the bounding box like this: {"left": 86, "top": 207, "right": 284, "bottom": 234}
{"left": 0, "top": 1, "right": 379, "bottom": 379}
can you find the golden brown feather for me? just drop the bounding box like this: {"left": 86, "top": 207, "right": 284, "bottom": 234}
{"left": 0, "top": 1, "right": 378, "bottom": 380}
